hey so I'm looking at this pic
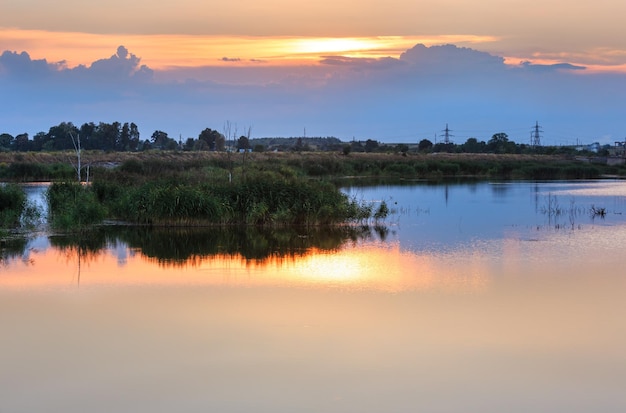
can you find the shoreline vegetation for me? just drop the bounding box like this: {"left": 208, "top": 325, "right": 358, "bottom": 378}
{"left": 1, "top": 150, "right": 622, "bottom": 181}
{"left": 1, "top": 151, "right": 625, "bottom": 234}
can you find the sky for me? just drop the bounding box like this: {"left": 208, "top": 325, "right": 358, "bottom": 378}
{"left": 1, "top": 0, "right": 626, "bottom": 145}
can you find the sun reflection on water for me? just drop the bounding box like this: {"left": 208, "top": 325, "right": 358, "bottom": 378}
{"left": 7, "top": 218, "right": 626, "bottom": 293}
{"left": 0, "top": 237, "right": 492, "bottom": 293}
{"left": 3, "top": 182, "right": 626, "bottom": 413}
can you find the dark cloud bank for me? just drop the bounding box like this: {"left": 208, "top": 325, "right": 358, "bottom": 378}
{"left": 1, "top": 44, "right": 624, "bottom": 144}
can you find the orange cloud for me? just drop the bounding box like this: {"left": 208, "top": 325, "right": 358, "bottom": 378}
{"left": 7, "top": 28, "right": 625, "bottom": 75}
{"left": 0, "top": 28, "right": 498, "bottom": 69}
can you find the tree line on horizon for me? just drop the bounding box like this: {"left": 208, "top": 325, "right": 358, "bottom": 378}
{"left": 0, "top": 121, "right": 606, "bottom": 156}
{"left": 0, "top": 121, "right": 344, "bottom": 153}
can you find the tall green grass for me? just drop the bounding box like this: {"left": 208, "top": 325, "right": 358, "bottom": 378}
{"left": 94, "top": 178, "right": 373, "bottom": 226}
{"left": 46, "top": 182, "right": 106, "bottom": 231}
{"left": 0, "top": 183, "right": 26, "bottom": 229}
{"left": 0, "top": 236, "right": 28, "bottom": 262}
{"left": 44, "top": 156, "right": 383, "bottom": 229}
{"left": 0, "top": 162, "right": 74, "bottom": 181}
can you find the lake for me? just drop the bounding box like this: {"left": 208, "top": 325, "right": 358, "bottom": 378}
{"left": 2, "top": 180, "right": 626, "bottom": 412}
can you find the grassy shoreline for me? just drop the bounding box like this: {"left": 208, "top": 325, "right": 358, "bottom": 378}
{"left": 39, "top": 152, "right": 396, "bottom": 230}
{"left": 2, "top": 150, "right": 625, "bottom": 234}
{"left": 1, "top": 150, "right": 623, "bottom": 182}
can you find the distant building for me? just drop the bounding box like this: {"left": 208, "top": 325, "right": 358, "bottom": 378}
{"left": 588, "top": 142, "right": 601, "bottom": 153}
{"left": 576, "top": 142, "right": 601, "bottom": 153}
{"left": 608, "top": 141, "right": 626, "bottom": 157}
{"left": 607, "top": 141, "right": 626, "bottom": 165}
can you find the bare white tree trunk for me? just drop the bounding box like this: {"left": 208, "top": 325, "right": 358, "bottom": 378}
{"left": 223, "top": 121, "right": 237, "bottom": 184}
{"left": 69, "top": 132, "right": 82, "bottom": 183}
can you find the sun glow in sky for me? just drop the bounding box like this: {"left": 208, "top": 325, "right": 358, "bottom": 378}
{"left": 2, "top": 28, "right": 625, "bottom": 77}
{"left": 0, "top": 28, "right": 501, "bottom": 69}
{"left": 3, "top": 0, "right": 626, "bottom": 71}
{"left": 2, "top": 0, "right": 626, "bottom": 142}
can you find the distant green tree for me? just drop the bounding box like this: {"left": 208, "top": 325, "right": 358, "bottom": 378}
{"left": 112, "top": 122, "right": 122, "bottom": 150}
{"left": 183, "top": 138, "right": 196, "bottom": 151}
{"left": 294, "top": 137, "right": 304, "bottom": 152}
{"left": 98, "top": 122, "right": 121, "bottom": 151}
{"left": 118, "top": 122, "right": 141, "bottom": 151}
{"left": 461, "top": 137, "right": 486, "bottom": 153}
{"left": 32, "top": 132, "right": 47, "bottom": 151}
{"left": 14, "top": 133, "right": 30, "bottom": 152}
{"left": 193, "top": 139, "right": 208, "bottom": 151}
{"left": 129, "top": 123, "right": 140, "bottom": 151}
{"left": 165, "top": 139, "right": 179, "bottom": 150}
{"left": 364, "top": 139, "right": 379, "bottom": 153}
{"left": 138, "top": 139, "right": 152, "bottom": 151}
{"left": 0, "top": 133, "right": 12, "bottom": 151}
{"left": 198, "top": 128, "right": 223, "bottom": 151}
{"left": 237, "top": 135, "right": 250, "bottom": 151}
{"left": 79, "top": 122, "right": 97, "bottom": 149}
{"left": 488, "top": 133, "right": 512, "bottom": 153}
{"left": 433, "top": 142, "right": 455, "bottom": 153}
{"left": 418, "top": 139, "right": 433, "bottom": 152}
{"left": 215, "top": 134, "right": 226, "bottom": 151}
{"left": 47, "top": 122, "right": 79, "bottom": 151}
{"left": 119, "top": 122, "right": 131, "bottom": 151}
{"left": 151, "top": 130, "right": 177, "bottom": 150}
{"left": 350, "top": 141, "right": 364, "bottom": 152}
{"left": 396, "top": 144, "right": 409, "bottom": 155}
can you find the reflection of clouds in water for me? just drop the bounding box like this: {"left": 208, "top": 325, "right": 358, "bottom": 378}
{"left": 2, "top": 222, "right": 624, "bottom": 295}
{"left": 489, "top": 182, "right": 512, "bottom": 197}
{"left": 21, "top": 184, "right": 50, "bottom": 216}
{"left": 537, "top": 181, "right": 626, "bottom": 197}
{"left": 535, "top": 181, "right": 626, "bottom": 217}
{"left": 113, "top": 243, "right": 129, "bottom": 267}
{"left": 4, "top": 181, "right": 626, "bottom": 301}
{"left": 28, "top": 236, "right": 50, "bottom": 251}
{"left": 21, "top": 236, "right": 50, "bottom": 262}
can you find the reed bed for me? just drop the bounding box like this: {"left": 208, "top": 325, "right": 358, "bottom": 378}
{"left": 1, "top": 150, "right": 622, "bottom": 182}
{"left": 46, "top": 156, "right": 386, "bottom": 229}
{"left": 0, "top": 183, "right": 27, "bottom": 229}
{"left": 8, "top": 150, "right": 622, "bottom": 231}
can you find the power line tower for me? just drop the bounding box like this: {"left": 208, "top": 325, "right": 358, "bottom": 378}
{"left": 442, "top": 123, "right": 453, "bottom": 144}
{"left": 530, "top": 121, "right": 542, "bottom": 147}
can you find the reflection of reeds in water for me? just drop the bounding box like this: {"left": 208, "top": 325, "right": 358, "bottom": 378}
{"left": 540, "top": 194, "right": 605, "bottom": 230}
{"left": 45, "top": 225, "right": 385, "bottom": 268}
{"left": 590, "top": 205, "right": 607, "bottom": 219}
{"left": 540, "top": 193, "right": 562, "bottom": 219}
{"left": 0, "top": 236, "right": 29, "bottom": 266}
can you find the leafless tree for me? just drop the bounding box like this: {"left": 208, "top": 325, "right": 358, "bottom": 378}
{"left": 223, "top": 121, "right": 238, "bottom": 183}
{"left": 69, "top": 132, "right": 89, "bottom": 183}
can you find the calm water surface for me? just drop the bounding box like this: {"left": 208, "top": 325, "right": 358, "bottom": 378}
{"left": 1, "top": 180, "right": 626, "bottom": 412}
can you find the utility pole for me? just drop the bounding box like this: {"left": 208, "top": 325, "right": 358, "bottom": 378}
{"left": 442, "top": 124, "right": 453, "bottom": 144}
{"left": 530, "top": 121, "right": 542, "bottom": 147}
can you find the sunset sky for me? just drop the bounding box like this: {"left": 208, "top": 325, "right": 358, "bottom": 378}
{"left": 2, "top": 0, "right": 626, "bottom": 144}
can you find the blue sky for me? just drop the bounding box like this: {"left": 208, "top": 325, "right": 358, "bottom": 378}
{"left": 1, "top": 0, "right": 626, "bottom": 145}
